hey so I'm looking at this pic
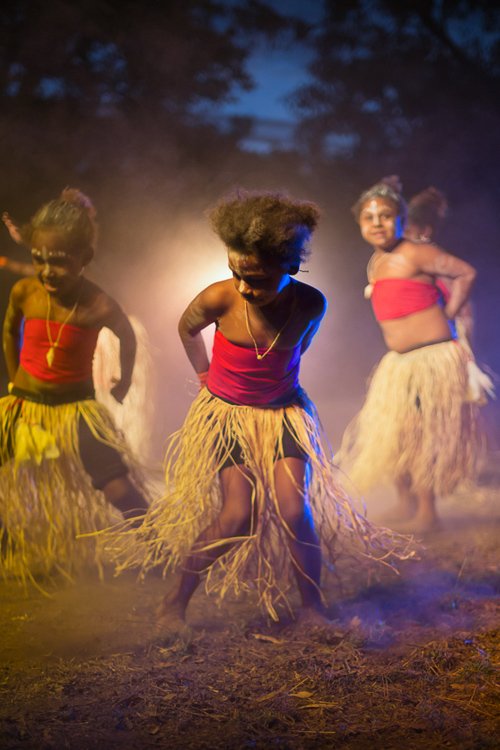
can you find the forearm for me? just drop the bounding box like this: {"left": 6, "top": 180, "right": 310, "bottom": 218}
{"left": 0, "top": 257, "right": 34, "bottom": 276}
{"left": 455, "top": 302, "right": 474, "bottom": 342}
{"left": 179, "top": 328, "right": 210, "bottom": 374}
{"left": 118, "top": 335, "right": 137, "bottom": 390}
{"left": 444, "top": 274, "right": 476, "bottom": 320}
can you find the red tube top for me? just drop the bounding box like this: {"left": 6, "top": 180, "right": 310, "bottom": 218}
{"left": 371, "top": 278, "right": 447, "bottom": 322}
{"left": 20, "top": 318, "right": 100, "bottom": 383}
{"left": 206, "top": 329, "right": 301, "bottom": 406}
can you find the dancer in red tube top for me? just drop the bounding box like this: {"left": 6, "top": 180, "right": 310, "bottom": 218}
{"left": 339, "top": 176, "right": 480, "bottom": 533}
{"left": 125, "top": 189, "right": 414, "bottom": 636}
{"left": 0, "top": 188, "right": 151, "bottom": 588}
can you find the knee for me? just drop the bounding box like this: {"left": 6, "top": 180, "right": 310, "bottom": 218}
{"left": 101, "top": 475, "right": 129, "bottom": 502}
{"left": 102, "top": 476, "right": 148, "bottom": 513}
{"left": 218, "top": 507, "right": 252, "bottom": 537}
{"left": 279, "top": 501, "right": 308, "bottom": 533}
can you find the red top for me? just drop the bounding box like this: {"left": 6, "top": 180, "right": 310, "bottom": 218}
{"left": 371, "top": 278, "right": 448, "bottom": 322}
{"left": 20, "top": 318, "right": 100, "bottom": 383}
{"left": 206, "top": 329, "right": 301, "bottom": 406}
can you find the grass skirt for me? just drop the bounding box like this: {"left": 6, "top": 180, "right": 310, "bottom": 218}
{"left": 338, "top": 341, "right": 479, "bottom": 496}
{"left": 110, "top": 387, "right": 415, "bottom": 620}
{"left": 0, "top": 395, "right": 149, "bottom": 591}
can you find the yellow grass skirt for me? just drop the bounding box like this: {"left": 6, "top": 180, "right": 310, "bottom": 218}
{"left": 0, "top": 394, "right": 149, "bottom": 591}
{"left": 338, "top": 341, "right": 479, "bottom": 496}
{"left": 110, "top": 387, "right": 415, "bottom": 620}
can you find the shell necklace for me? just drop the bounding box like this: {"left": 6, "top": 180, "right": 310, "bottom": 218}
{"left": 45, "top": 290, "right": 80, "bottom": 367}
{"left": 244, "top": 284, "right": 296, "bottom": 361}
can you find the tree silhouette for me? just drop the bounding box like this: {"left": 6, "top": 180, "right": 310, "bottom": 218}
{"left": 291, "top": 0, "right": 500, "bottom": 187}
{"left": 0, "top": 0, "right": 309, "bottom": 217}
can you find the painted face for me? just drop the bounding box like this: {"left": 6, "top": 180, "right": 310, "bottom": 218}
{"left": 227, "top": 250, "right": 291, "bottom": 307}
{"left": 358, "top": 197, "right": 404, "bottom": 249}
{"left": 31, "top": 228, "right": 85, "bottom": 298}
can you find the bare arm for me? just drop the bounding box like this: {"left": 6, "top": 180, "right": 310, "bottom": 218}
{"left": 456, "top": 301, "right": 474, "bottom": 341}
{"left": 2, "top": 283, "right": 25, "bottom": 381}
{"left": 2, "top": 212, "right": 24, "bottom": 245}
{"left": 300, "top": 291, "right": 327, "bottom": 354}
{"left": 178, "top": 284, "right": 228, "bottom": 375}
{"left": 0, "top": 256, "right": 35, "bottom": 276}
{"left": 103, "top": 303, "right": 137, "bottom": 403}
{"left": 1, "top": 213, "right": 34, "bottom": 276}
{"left": 410, "top": 244, "right": 476, "bottom": 319}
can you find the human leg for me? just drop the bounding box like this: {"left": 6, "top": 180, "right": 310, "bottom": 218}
{"left": 158, "top": 464, "right": 254, "bottom": 622}
{"left": 411, "top": 487, "right": 440, "bottom": 533}
{"left": 392, "top": 472, "right": 418, "bottom": 521}
{"left": 78, "top": 415, "right": 148, "bottom": 521}
{"left": 100, "top": 476, "right": 148, "bottom": 522}
{"left": 274, "top": 457, "right": 324, "bottom": 613}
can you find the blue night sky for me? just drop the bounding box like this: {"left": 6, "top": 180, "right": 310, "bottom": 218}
{"left": 219, "top": 0, "right": 325, "bottom": 152}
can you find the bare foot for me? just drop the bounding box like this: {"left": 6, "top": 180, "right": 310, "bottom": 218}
{"left": 155, "top": 597, "right": 192, "bottom": 642}
{"left": 292, "top": 606, "right": 344, "bottom": 643}
{"left": 411, "top": 514, "right": 444, "bottom": 535}
{"left": 295, "top": 603, "right": 340, "bottom": 628}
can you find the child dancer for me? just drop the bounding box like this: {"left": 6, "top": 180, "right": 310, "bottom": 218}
{"left": 406, "top": 186, "right": 494, "bottom": 406}
{"left": 0, "top": 189, "right": 150, "bottom": 588}
{"left": 339, "top": 177, "right": 480, "bottom": 533}
{"left": 2, "top": 210, "right": 155, "bottom": 460}
{"left": 124, "top": 189, "right": 414, "bottom": 632}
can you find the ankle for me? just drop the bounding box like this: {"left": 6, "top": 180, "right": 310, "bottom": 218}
{"left": 157, "top": 595, "right": 187, "bottom": 621}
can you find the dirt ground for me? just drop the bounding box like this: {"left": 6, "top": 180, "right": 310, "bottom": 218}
{"left": 1, "top": 461, "right": 499, "bottom": 750}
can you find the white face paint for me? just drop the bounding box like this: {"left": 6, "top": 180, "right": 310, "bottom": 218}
{"left": 366, "top": 200, "right": 383, "bottom": 226}
{"left": 358, "top": 197, "right": 403, "bottom": 249}
{"left": 32, "top": 246, "right": 69, "bottom": 263}
{"left": 31, "top": 229, "right": 85, "bottom": 297}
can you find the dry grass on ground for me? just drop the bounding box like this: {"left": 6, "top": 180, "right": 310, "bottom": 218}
{"left": 1, "top": 481, "right": 499, "bottom": 750}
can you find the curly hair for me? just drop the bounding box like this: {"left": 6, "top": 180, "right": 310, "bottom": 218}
{"left": 23, "top": 188, "right": 98, "bottom": 258}
{"left": 408, "top": 187, "right": 448, "bottom": 231}
{"left": 352, "top": 175, "right": 408, "bottom": 224}
{"left": 208, "top": 189, "right": 320, "bottom": 269}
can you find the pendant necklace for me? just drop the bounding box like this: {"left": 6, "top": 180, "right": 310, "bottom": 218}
{"left": 244, "top": 285, "right": 296, "bottom": 361}
{"left": 45, "top": 290, "right": 80, "bottom": 367}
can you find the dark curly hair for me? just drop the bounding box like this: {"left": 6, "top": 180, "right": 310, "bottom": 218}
{"left": 208, "top": 189, "right": 320, "bottom": 271}
{"left": 352, "top": 175, "right": 407, "bottom": 224}
{"left": 408, "top": 187, "right": 448, "bottom": 231}
{"left": 23, "top": 188, "right": 97, "bottom": 261}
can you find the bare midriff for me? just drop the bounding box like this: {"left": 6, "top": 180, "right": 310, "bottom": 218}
{"left": 13, "top": 366, "right": 94, "bottom": 395}
{"left": 380, "top": 305, "right": 453, "bottom": 353}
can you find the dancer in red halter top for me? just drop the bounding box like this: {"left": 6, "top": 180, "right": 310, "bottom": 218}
{"left": 339, "top": 177, "right": 480, "bottom": 533}
{"left": 0, "top": 189, "right": 150, "bottom": 588}
{"left": 123, "top": 189, "right": 414, "bottom": 636}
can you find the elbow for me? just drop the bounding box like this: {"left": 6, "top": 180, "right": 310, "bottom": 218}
{"left": 465, "top": 264, "right": 477, "bottom": 285}
{"left": 178, "top": 318, "right": 196, "bottom": 343}
{"left": 177, "top": 322, "right": 189, "bottom": 345}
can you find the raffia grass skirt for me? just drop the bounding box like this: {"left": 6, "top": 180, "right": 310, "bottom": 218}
{"left": 338, "top": 341, "right": 480, "bottom": 496}
{"left": 0, "top": 395, "right": 149, "bottom": 591}
{"left": 109, "top": 387, "right": 415, "bottom": 620}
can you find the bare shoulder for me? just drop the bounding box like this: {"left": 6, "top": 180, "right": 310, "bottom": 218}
{"left": 79, "top": 279, "right": 123, "bottom": 325}
{"left": 398, "top": 239, "right": 475, "bottom": 279}
{"left": 294, "top": 279, "right": 327, "bottom": 318}
{"left": 191, "top": 279, "right": 234, "bottom": 314}
{"left": 9, "top": 276, "right": 37, "bottom": 303}
{"left": 400, "top": 238, "right": 442, "bottom": 263}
